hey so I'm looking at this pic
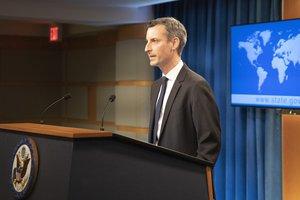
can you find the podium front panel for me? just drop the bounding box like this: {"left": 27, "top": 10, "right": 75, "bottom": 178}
{"left": 0, "top": 129, "right": 73, "bottom": 200}
{"left": 69, "top": 136, "right": 209, "bottom": 200}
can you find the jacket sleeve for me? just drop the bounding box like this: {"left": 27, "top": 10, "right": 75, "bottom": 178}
{"left": 191, "top": 80, "right": 221, "bottom": 164}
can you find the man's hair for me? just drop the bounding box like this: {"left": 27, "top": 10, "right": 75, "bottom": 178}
{"left": 147, "top": 17, "right": 187, "bottom": 56}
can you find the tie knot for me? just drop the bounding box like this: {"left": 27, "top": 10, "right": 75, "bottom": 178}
{"left": 161, "top": 76, "right": 168, "bottom": 84}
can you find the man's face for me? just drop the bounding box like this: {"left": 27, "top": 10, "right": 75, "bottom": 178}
{"left": 145, "top": 25, "right": 174, "bottom": 68}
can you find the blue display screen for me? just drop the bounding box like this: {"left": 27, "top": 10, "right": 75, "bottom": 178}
{"left": 231, "top": 18, "right": 300, "bottom": 109}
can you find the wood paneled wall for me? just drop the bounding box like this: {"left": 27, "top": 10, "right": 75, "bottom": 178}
{"left": 283, "top": 0, "right": 300, "bottom": 19}
{"left": 0, "top": 23, "right": 152, "bottom": 140}
{"left": 282, "top": 1, "right": 300, "bottom": 199}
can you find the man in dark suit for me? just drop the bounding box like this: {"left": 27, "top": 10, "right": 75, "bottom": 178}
{"left": 145, "top": 17, "right": 221, "bottom": 164}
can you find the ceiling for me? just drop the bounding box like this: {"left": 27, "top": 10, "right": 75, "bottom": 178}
{"left": 0, "top": 0, "right": 177, "bottom": 26}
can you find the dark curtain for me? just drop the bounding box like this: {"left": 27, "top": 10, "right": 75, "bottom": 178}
{"left": 153, "top": 0, "right": 282, "bottom": 199}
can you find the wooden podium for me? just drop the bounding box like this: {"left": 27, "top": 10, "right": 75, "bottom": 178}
{"left": 0, "top": 123, "right": 213, "bottom": 200}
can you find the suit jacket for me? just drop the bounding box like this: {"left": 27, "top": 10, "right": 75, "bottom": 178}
{"left": 148, "top": 64, "right": 221, "bottom": 164}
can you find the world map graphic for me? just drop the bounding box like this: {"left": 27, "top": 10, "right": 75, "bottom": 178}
{"left": 231, "top": 20, "right": 300, "bottom": 108}
{"left": 238, "top": 30, "right": 300, "bottom": 92}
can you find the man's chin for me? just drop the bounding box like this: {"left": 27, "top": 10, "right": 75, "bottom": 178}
{"left": 149, "top": 62, "right": 157, "bottom": 67}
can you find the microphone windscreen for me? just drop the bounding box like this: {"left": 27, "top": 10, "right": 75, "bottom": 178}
{"left": 109, "top": 95, "right": 116, "bottom": 102}
{"left": 63, "top": 93, "right": 72, "bottom": 100}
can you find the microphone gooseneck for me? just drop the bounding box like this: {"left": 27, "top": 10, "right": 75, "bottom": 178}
{"left": 40, "top": 93, "right": 72, "bottom": 124}
{"left": 100, "top": 94, "right": 116, "bottom": 131}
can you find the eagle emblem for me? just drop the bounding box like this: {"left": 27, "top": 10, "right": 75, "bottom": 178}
{"left": 12, "top": 146, "right": 31, "bottom": 191}
{"left": 10, "top": 138, "right": 39, "bottom": 199}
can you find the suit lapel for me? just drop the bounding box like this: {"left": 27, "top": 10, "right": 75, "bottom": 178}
{"left": 158, "top": 65, "right": 187, "bottom": 141}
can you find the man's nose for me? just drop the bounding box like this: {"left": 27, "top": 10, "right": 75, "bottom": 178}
{"left": 145, "top": 42, "right": 151, "bottom": 52}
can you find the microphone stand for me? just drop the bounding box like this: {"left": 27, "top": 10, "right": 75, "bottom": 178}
{"left": 100, "top": 95, "right": 116, "bottom": 131}
{"left": 40, "top": 93, "right": 71, "bottom": 124}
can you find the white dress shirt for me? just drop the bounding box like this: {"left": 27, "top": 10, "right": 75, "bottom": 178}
{"left": 156, "top": 60, "right": 184, "bottom": 139}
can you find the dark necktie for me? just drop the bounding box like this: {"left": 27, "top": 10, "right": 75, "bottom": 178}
{"left": 152, "top": 76, "right": 168, "bottom": 143}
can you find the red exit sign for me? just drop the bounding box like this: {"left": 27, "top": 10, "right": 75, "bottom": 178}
{"left": 50, "top": 25, "right": 60, "bottom": 42}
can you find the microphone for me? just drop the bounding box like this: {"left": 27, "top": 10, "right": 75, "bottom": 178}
{"left": 100, "top": 94, "right": 116, "bottom": 131}
{"left": 40, "top": 93, "right": 72, "bottom": 124}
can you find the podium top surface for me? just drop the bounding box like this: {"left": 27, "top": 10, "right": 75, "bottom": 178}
{"left": 0, "top": 123, "right": 213, "bottom": 166}
{"left": 0, "top": 123, "right": 112, "bottom": 138}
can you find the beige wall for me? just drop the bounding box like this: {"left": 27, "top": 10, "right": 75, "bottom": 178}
{"left": 115, "top": 38, "right": 152, "bottom": 140}
{"left": 0, "top": 21, "right": 152, "bottom": 141}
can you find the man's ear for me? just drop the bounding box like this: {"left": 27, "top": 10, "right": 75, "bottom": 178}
{"left": 172, "top": 37, "right": 180, "bottom": 51}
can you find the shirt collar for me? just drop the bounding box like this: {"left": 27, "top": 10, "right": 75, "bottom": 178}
{"left": 162, "top": 60, "right": 184, "bottom": 81}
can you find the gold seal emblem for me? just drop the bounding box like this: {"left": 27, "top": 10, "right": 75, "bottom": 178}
{"left": 10, "top": 138, "right": 39, "bottom": 199}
